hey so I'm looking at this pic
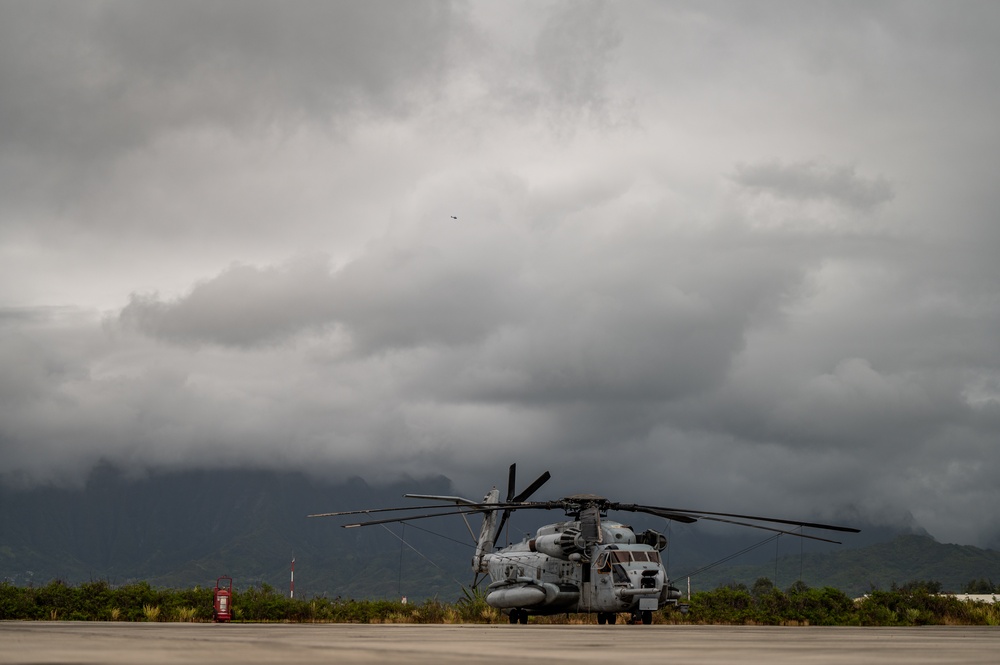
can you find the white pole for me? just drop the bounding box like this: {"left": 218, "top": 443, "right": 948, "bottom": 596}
{"left": 290, "top": 557, "right": 295, "bottom": 599}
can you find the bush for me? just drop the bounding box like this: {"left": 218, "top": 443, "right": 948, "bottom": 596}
{"left": 1, "top": 578, "right": 997, "bottom": 625}
{"left": 787, "top": 586, "right": 855, "bottom": 625}
{"left": 962, "top": 578, "right": 997, "bottom": 594}
{"left": 0, "top": 582, "right": 40, "bottom": 620}
{"left": 687, "top": 584, "right": 755, "bottom": 624}
{"left": 855, "top": 584, "right": 990, "bottom": 626}
{"left": 455, "top": 586, "right": 500, "bottom": 623}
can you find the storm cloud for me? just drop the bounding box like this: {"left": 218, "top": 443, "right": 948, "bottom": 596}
{"left": 733, "top": 161, "right": 894, "bottom": 210}
{"left": 2, "top": 1, "right": 1000, "bottom": 548}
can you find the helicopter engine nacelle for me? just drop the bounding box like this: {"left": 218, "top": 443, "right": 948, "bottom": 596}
{"left": 638, "top": 529, "right": 668, "bottom": 551}
{"left": 530, "top": 528, "right": 586, "bottom": 558}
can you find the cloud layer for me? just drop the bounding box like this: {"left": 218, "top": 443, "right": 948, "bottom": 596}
{"left": 2, "top": 1, "right": 1000, "bottom": 548}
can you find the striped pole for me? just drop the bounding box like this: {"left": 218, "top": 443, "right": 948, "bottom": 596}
{"left": 290, "top": 557, "right": 295, "bottom": 599}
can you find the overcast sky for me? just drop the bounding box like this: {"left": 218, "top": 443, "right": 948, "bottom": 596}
{"left": 2, "top": 1, "right": 999, "bottom": 547}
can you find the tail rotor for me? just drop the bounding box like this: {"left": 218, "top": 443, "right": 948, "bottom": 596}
{"left": 494, "top": 464, "right": 551, "bottom": 547}
{"left": 471, "top": 464, "right": 551, "bottom": 586}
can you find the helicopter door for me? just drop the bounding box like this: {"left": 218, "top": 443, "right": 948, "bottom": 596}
{"left": 589, "top": 551, "right": 620, "bottom": 611}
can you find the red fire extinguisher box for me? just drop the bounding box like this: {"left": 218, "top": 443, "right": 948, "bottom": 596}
{"left": 213, "top": 576, "right": 233, "bottom": 623}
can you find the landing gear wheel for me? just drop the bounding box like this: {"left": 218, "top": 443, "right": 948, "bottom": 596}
{"left": 608, "top": 613, "right": 617, "bottom": 625}
{"left": 519, "top": 610, "right": 529, "bottom": 624}
{"left": 641, "top": 610, "right": 653, "bottom": 625}
{"left": 509, "top": 609, "right": 528, "bottom": 624}
{"left": 597, "top": 613, "right": 607, "bottom": 625}
{"left": 509, "top": 610, "right": 519, "bottom": 624}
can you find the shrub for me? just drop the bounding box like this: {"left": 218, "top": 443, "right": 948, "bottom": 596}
{"left": 962, "top": 578, "right": 997, "bottom": 594}
{"left": 0, "top": 582, "right": 40, "bottom": 620}
{"left": 1, "top": 579, "right": 997, "bottom": 625}
{"left": 787, "top": 586, "right": 855, "bottom": 625}
{"left": 455, "top": 586, "right": 499, "bottom": 623}
{"left": 687, "top": 584, "right": 755, "bottom": 624}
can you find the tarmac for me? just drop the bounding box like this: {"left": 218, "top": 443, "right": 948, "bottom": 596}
{"left": 1, "top": 622, "right": 998, "bottom": 664}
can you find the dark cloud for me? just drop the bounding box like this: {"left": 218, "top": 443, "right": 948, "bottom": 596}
{"left": 0, "top": 1, "right": 459, "bottom": 211}
{"left": 534, "top": 0, "right": 622, "bottom": 121}
{"left": 0, "top": 1, "right": 456, "bottom": 153}
{"left": 733, "top": 161, "right": 893, "bottom": 210}
{"left": 120, "top": 240, "right": 526, "bottom": 350}
{"left": 120, "top": 257, "right": 337, "bottom": 346}
{"left": 328, "top": 237, "right": 528, "bottom": 353}
{"left": 2, "top": 2, "right": 1000, "bottom": 548}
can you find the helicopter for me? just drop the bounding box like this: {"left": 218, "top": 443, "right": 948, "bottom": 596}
{"left": 309, "top": 464, "right": 860, "bottom": 625}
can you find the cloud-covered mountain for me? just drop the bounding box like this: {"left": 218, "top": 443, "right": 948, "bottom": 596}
{"left": 2, "top": 2, "right": 999, "bottom": 549}
{"left": 4, "top": 465, "right": 971, "bottom": 600}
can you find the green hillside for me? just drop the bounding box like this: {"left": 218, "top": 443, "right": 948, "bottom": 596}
{"left": 0, "top": 467, "right": 473, "bottom": 601}
{"left": 3, "top": 467, "right": 999, "bottom": 601}
{"left": 688, "top": 534, "right": 1000, "bottom": 597}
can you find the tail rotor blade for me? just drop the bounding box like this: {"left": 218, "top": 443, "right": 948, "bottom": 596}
{"left": 495, "top": 469, "right": 551, "bottom": 544}
{"left": 512, "top": 471, "right": 551, "bottom": 502}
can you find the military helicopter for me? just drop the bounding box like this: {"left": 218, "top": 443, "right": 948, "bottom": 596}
{"left": 309, "top": 464, "right": 859, "bottom": 625}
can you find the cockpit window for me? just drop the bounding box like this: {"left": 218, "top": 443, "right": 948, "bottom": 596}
{"left": 632, "top": 551, "right": 661, "bottom": 563}
{"left": 597, "top": 549, "right": 662, "bottom": 573}
{"left": 608, "top": 550, "right": 661, "bottom": 564}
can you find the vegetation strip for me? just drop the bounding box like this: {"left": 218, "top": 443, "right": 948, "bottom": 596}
{"left": 2, "top": 579, "right": 998, "bottom": 625}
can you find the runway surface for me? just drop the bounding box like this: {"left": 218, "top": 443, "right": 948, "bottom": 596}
{"left": 2, "top": 622, "right": 998, "bottom": 664}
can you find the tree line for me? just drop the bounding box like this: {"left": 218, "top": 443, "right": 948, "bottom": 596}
{"left": 1, "top": 578, "right": 998, "bottom": 625}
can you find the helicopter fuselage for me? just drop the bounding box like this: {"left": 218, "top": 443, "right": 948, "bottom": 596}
{"left": 310, "top": 464, "right": 857, "bottom": 625}
{"left": 482, "top": 518, "right": 680, "bottom": 621}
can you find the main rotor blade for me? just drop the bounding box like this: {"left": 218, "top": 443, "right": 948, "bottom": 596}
{"left": 633, "top": 505, "right": 860, "bottom": 534}
{"left": 342, "top": 506, "right": 497, "bottom": 528}
{"left": 340, "top": 499, "right": 562, "bottom": 529}
{"left": 613, "top": 504, "right": 855, "bottom": 542}
{"left": 307, "top": 503, "right": 489, "bottom": 519}
{"left": 611, "top": 504, "right": 699, "bottom": 524}
{"left": 403, "top": 494, "right": 481, "bottom": 506}
{"left": 608, "top": 503, "right": 855, "bottom": 540}
{"left": 697, "top": 515, "right": 845, "bottom": 544}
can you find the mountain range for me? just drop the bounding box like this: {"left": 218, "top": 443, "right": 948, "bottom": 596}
{"left": 2, "top": 466, "right": 997, "bottom": 600}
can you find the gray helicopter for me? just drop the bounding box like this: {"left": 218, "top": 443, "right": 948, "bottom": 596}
{"left": 309, "top": 464, "right": 859, "bottom": 625}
